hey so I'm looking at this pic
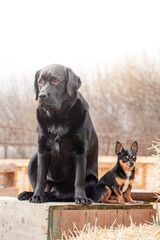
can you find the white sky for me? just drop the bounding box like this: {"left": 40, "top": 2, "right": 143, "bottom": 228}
{"left": 0, "top": 0, "right": 160, "bottom": 83}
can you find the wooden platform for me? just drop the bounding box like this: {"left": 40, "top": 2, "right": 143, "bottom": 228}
{"left": 0, "top": 197, "right": 156, "bottom": 240}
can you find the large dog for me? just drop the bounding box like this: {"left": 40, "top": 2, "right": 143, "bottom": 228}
{"left": 18, "top": 64, "right": 98, "bottom": 204}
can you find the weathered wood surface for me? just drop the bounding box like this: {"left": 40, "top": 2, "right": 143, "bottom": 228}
{"left": 0, "top": 162, "right": 19, "bottom": 196}
{"left": 0, "top": 197, "right": 156, "bottom": 240}
{"left": 49, "top": 208, "right": 155, "bottom": 239}
{"left": 0, "top": 187, "right": 18, "bottom": 196}
{"left": 0, "top": 162, "right": 17, "bottom": 171}
{"left": 131, "top": 190, "right": 159, "bottom": 202}
{"left": 0, "top": 160, "right": 31, "bottom": 195}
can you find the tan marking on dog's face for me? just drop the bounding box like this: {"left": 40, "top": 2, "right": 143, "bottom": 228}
{"left": 119, "top": 160, "right": 134, "bottom": 171}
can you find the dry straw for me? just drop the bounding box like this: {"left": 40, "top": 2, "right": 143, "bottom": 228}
{"left": 150, "top": 139, "right": 160, "bottom": 200}
{"left": 61, "top": 221, "right": 160, "bottom": 240}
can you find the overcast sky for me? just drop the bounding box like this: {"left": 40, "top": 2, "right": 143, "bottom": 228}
{"left": 0, "top": 0, "right": 160, "bottom": 84}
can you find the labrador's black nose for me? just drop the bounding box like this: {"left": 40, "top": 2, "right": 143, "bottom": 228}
{"left": 39, "top": 92, "right": 48, "bottom": 99}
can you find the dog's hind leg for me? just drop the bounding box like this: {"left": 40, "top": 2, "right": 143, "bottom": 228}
{"left": 85, "top": 175, "right": 98, "bottom": 198}
{"left": 17, "top": 153, "right": 38, "bottom": 201}
{"left": 102, "top": 186, "right": 118, "bottom": 203}
{"left": 28, "top": 153, "right": 38, "bottom": 190}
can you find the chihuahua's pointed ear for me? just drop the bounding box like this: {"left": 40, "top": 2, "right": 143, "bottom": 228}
{"left": 34, "top": 70, "right": 40, "bottom": 101}
{"left": 66, "top": 67, "right": 82, "bottom": 97}
{"left": 131, "top": 141, "right": 138, "bottom": 154}
{"left": 115, "top": 141, "right": 124, "bottom": 154}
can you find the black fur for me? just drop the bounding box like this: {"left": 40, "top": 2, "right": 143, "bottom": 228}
{"left": 18, "top": 64, "right": 98, "bottom": 204}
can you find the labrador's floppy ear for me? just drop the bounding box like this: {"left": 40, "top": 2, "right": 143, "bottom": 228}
{"left": 34, "top": 70, "right": 40, "bottom": 100}
{"left": 66, "top": 67, "right": 82, "bottom": 96}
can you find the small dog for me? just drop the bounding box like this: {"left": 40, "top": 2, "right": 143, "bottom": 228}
{"left": 92, "top": 141, "right": 138, "bottom": 204}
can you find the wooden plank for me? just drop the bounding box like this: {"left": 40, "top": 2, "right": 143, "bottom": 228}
{"left": 0, "top": 177, "right": 5, "bottom": 185}
{"left": 98, "top": 156, "right": 156, "bottom": 164}
{"left": 15, "top": 182, "right": 30, "bottom": 192}
{"left": 15, "top": 173, "right": 29, "bottom": 182}
{"left": 49, "top": 209, "right": 90, "bottom": 239}
{"left": 4, "top": 172, "right": 14, "bottom": 187}
{"left": 89, "top": 209, "right": 155, "bottom": 227}
{"left": 141, "top": 164, "right": 147, "bottom": 189}
{"left": 0, "top": 187, "right": 18, "bottom": 196}
{"left": 131, "top": 191, "right": 159, "bottom": 202}
{"left": 48, "top": 206, "right": 156, "bottom": 238}
{"left": 0, "top": 156, "right": 156, "bottom": 166}
{"left": 52, "top": 202, "right": 153, "bottom": 210}
{"left": 0, "top": 159, "right": 29, "bottom": 167}
{"left": 0, "top": 163, "right": 17, "bottom": 172}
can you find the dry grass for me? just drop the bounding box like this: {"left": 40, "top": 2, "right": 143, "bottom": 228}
{"left": 61, "top": 221, "right": 160, "bottom": 240}
{"left": 150, "top": 139, "right": 160, "bottom": 199}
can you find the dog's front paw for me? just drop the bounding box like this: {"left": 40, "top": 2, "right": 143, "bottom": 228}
{"left": 29, "top": 195, "right": 45, "bottom": 203}
{"left": 75, "top": 196, "right": 91, "bottom": 205}
{"left": 18, "top": 191, "right": 33, "bottom": 201}
{"left": 129, "top": 200, "right": 136, "bottom": 204}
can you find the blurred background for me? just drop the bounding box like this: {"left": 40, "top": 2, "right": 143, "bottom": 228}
{"left": 0, "top": 0, "right": 160, "bottom": 158}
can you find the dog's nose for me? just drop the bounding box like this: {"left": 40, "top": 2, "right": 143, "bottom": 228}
{"left": 39, "top": 92, "right": 48, "bottom": 99}
{"left": 130, "top": 162, "right": 134, "bottom": 167}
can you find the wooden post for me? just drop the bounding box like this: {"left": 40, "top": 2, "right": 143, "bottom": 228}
{"left": 142, "top": 163, "right": 147, "bottom": 189}
{"left": 4, "top": 145, "right": 7, "bottom": 159}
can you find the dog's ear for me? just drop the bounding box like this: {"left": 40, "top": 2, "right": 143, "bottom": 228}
{"left": 131, "top": 141, "right": 138, "bottom": 154}
{"left": 34, "top": 70, "right": 40, "bottom": 100}
{"left": 66, "top": 67, "right": 82, "bottom": 96}
{"left": 115, "top": 141, "right": 124, "bottom": 154}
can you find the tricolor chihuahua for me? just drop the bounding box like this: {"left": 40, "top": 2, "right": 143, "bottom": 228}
{"left": 92, "top": 141, "right": 138, "bottom": 204}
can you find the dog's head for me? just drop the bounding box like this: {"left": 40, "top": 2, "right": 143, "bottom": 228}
{"left": 34, "top": 64, "right": 82, "bottom": 111}
{"left": 115, "top": 141, "right": 138, "bottom": 171}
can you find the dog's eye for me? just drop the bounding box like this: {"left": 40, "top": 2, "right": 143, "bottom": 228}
{"left": 53, "top": 79, "right": 59, "bottom": 84}
{"left": 39, "top": 80, "right": 44, "bottom": 85}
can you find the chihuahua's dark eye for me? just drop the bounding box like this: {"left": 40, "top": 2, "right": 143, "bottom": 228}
{"left": 52, "top": 79, "right": 59, "bottom": 84}
{"left": 39, "top": 79, "right": 44, "bottom": 85}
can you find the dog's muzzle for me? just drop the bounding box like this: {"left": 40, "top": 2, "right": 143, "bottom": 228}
{"left": 39, "top": 92, "right": 48, "bottom": 100}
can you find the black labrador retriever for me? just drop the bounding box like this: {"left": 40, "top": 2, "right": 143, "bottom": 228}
{"left": 18, "top": 64, "right": 98, "bottom": 204}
